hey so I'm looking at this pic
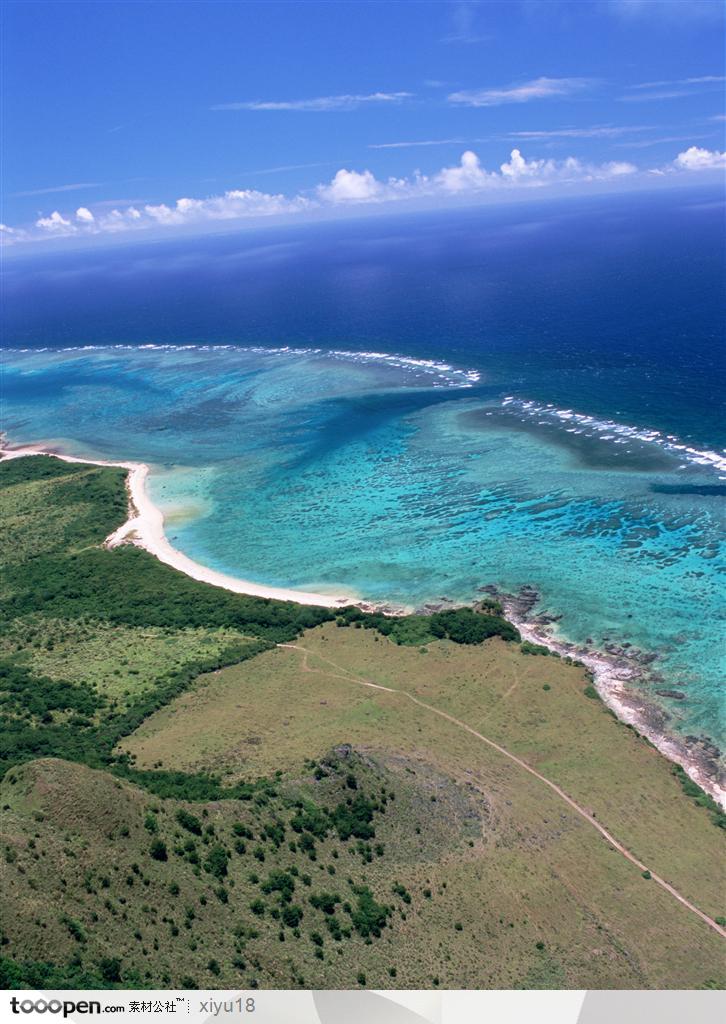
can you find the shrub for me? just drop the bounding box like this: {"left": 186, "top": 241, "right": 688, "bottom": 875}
{"left": 149, "top": 839, "right": 168, "bottom": 862}
{"left": 392, "top": 882, "right": 411, "bottom": 904}
{"left": 310, "top": 891, "right": 340, "bottom": 915}
{"left": 99, "top": 957, "right": 122, "bottom": 983}
{"left": 261, "top": 870, "right": 296, "bottom": 904}
{"left": 204, "top": 844, "right": 229, "bottom": 879}
{"left": 521, "top": 641, "right": 550, "bottom": 657}
{"left": 176, "top": 810, "right": 202, "bottom": 835}
{"left": 282, "top": 905, "right": 303, "bottom": 928}
{"left": 350, "top": 885, "right": 391, "bottom": 938}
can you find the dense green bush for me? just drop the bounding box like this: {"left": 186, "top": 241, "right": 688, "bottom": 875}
{"left": 671, "top": 764, "right": 726, "bottom": 830}
{"left": 176, "top": 809, "right": 203, "bottom": 835}
{"left": 348, "top": 885, "right": 391, "bottom": 938}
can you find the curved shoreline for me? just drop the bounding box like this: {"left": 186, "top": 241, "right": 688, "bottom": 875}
{"left": 0, "top": 441, "right": 361, "bottom": 609}
{"left": 1, "top": 439, "right": 723, "bottom": 809}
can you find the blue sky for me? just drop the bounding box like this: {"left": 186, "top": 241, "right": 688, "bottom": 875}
{"left": 2, "top": 0, "right": 724, "bottom": 247}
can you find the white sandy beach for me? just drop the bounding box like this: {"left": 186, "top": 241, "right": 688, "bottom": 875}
{"left": 0, "top": 442, "right": 358, "bottom": 608}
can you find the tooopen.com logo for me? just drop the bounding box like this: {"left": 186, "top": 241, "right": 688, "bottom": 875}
{"left": 9, "top": 997, "right": 118, "bottom": 1018}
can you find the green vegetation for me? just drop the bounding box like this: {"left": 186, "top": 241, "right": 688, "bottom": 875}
{"left": 338, "top": 605, "right": 519, "bottom": 646}
{"left": 2, "top": 753, "right": 448, "bottom": 989}
{"left": 520, "top": 641, "right": 552, "bottom": 656}
{"left": 671, "top": 764, "right": 726, "bottom": 830}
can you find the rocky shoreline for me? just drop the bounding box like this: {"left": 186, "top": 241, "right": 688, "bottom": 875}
{"left": 476, "top": 583, "right": 725, "bottom": 810}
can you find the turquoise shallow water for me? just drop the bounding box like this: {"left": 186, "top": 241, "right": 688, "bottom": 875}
{"left": 2, "top": 344, "right": 724, "bottom": 762}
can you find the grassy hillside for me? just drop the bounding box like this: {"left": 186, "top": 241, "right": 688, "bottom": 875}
{"left": 0, "top": 456, "right": 723, "bottom": 990}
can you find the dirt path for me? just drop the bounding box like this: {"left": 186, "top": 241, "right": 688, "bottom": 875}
{"left": 278, "top": 642, "right": 726, "bottom": 940}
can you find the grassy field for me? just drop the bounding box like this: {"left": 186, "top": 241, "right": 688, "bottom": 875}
{"left": 0, "top": 455, "right": 723, "bottom": 990}
{"left": 0, "top": 616, "right": 261, "bottom": 708}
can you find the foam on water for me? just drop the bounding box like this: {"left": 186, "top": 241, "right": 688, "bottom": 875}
{"left": 502, "top": 396, "right": 726, "bottom": 475}
{"left": 6, "top": 343, "right": 481, "bottom": 390}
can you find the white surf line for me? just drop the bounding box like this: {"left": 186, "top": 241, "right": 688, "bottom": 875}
{"left": 279, "top": 642, "right": 726, "bottom": 940}
{"left": 0, "top": 443, "right": 356, "bottom": 608}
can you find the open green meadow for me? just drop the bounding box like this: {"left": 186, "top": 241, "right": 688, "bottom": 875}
{"left": 0, "top": 456, "right": 723, "bottom": 990}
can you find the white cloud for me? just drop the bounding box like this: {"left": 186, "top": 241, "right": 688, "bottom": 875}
{"left": 500, "top": 149, "right": 558, "bottom": 181}
{"left": 369, "top": 138, "right": 465, "bottom": 150}
{"left": 317, "top": 168, "right": 422, "bottom": 204}
{"left": 497, "top": 149, "right": 636, "bottom": 184}
{"left": 76, "top": 207, "right": 95, "bottom": 223}
{"left": 449, "top": 77, "right": 591, "bottom": 107}
{"left": 141, "top": 189, "right": 312, "bottom": 225}
{"left": 509, "top": 124, "right": 652, "bottom": 140}
{"left": 12, "top": 182, "right": 101, "bottom": 198}
{"left": 674, "top": 145, "right": 726, "bottom": 170}
{"left": 597, "top": 160, "right": 638, "bottom": 177}
{"left": 619, "top": 89, "right": 696, "bottom": 102}
{"left": 621, "top": 74, "right": 726, "bottom": 102}
{"left": 212, "top": 92, "right": 412, "bottom": 112}
{"left": 630, "top": 75, "right": 726, "bottom": 89}
{"left": 0, "top": 223, "right": 28, "bottom": 245}
{"left": 318, "top": 168, "right": 383, "bottom": 202}
{"left": 436, "top": 150, "right": 496, "bottom": 192}
{"left": 616, "top": 133, "right": 711, "bottom": 149}
{"left": 35, "top": 211, "right": 74, "bottom": 232}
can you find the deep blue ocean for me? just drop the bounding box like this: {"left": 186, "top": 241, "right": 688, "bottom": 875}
{"left": 2, "top": 186, "right": 725, "bottom": 776}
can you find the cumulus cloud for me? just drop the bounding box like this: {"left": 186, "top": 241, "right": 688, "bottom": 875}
{"left": 449, "top": 77, "right": 591, "bottom": 107}
{"left": 434, "top": 149, "right": 635, "bottom": 191}
{"left": 35, "top": 211, "right": 74, "bottom": 232}
{"left": 213, "top": 92, "right": 412, "bottom": 112}
{"left": 673, "top": 146, "right": 726, "bottom": 170}
{"left": 141, "top": 189, "right": 312, "bottom": 226}
{"left": 76, "top": 207, "right": 95, "bottom": 223}
{"left": 436, "top": 150, "right": 495, "bottom": 192}
{"left": 318, "top": 168, "right": 383, "bottom": 202}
